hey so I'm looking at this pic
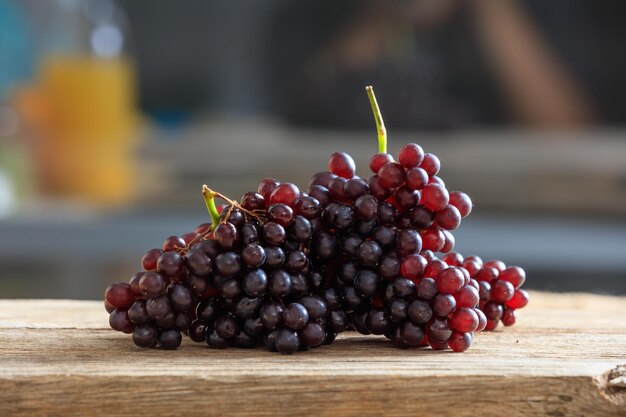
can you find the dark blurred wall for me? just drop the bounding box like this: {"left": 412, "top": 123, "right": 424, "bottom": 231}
{"left": 120, "top": 0, "right": 626, "bottom": 128}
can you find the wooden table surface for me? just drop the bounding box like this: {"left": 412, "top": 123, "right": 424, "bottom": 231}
{"left": 0, "top": 292, "right": 624, "bottom": 416}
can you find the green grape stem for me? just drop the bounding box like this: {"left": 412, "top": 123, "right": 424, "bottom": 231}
{"left": 366, "top": 85, "right": 387, "bottom": 154}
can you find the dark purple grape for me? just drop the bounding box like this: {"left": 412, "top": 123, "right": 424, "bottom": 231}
{"left": 344, "top": 178, "right": 369, "bottom": 201}
{"left": 242, "top": 269, "right": 268, "bottom": 297}
{"left": 372, "top": 226, "right": 397, "bottom": 248}
{"left": 288, "top": 215, "right": 312, "bottom": 242}
{"left": 263, "top": 222, "right": 286, "bottom": 246}
{"left": 186, "top": 248, "right": 213, "bottom": 276}
{"left": 354, "top": 194, "right": 378, "bottom": 220}
{"left": 275, "top": 328, "right": 301, "bottom": 354}
{"left": 235, "top": 297, "right": 263, "bottom": 319}
{"left": 109, "top": 309, "right": 134, "bottom": 333}
{"left": 308, "top": 185, "right": 331, "bottom": 207}
{"left": 283, "top": 303, "right": 309, "bottom": 330}
{"left": 295, "top": 196, "right": 321, "bottom": 219}
{"left": 242, "top": 243, "right": 266, "bottom": 268}
{"left": 260, "top": 302, "right": 284, "bottom": 330}
{"left": 264, "top": 246, "right": 285, "bottom": 269}
{"left": 377, "top": 202, "right": 397, "bottom": 225}
{"left": 356, "top": 240, "right": 383, "bottom": 267}
{"left": 267, "top": 203, "right": 294, "bottom": 227}
{"left": 408, "top": 300, "right": 433, "bottom": 324}
{"left": 146, "top": 295, "right": 171, "bottom": 320}
{"left": 354, "top": 270, "right": 379, "bottom": 298}
{"left": 167, "top": 283, "right": 193, "bottom": 312}
{"left": 387, "top": 298, "right": 409, "bottom": 322}
{"left": 188, "top": 320, "right": 207, "bottom": 342}
{"left": 206, "top": 329, "right": 229, "bottom": 349}
{"left": 132, "top": 324, "right": 158, "bottom": 348}
{"left": 139, "top": 271, "right": 166, "bottom": 299}
{"left": 269, "top": 270, "right": 292, "bottom": 298}
{"left": 366, "top": 309, "right": 390, "bottom": 335}
{"left": 299, "top": 322, "right": 325, "bottom": 347}
{"left": 396, "top": 229, "right": 422, "bottom": 258}
{"left": 241, "top": 222, "right": 260, "bottom": 245}
{"left": 392, "top": 277, "right": 415, "bottom": 298}
{"left": 215, "top": 252, "right": 242, "bottom": 277}
{"left": 241, "top": 191, "right": 266, "bottom": 211}
{"left": 128, "top": 300, "right": 149, "bottom": 325}
{"left": 157, "top": 251, "right": 183, "bottom": 277}
{"left": 214, "top": 222, "right": 239, "bottom": 250}
{"left": 215, "top": 314, "right": 239, "bottom": 339}
{"left": 196, "top": 298, "right": 220, "bottom": 323}
{"left": 219, "top": 278, "right": 241, "bottom": 299}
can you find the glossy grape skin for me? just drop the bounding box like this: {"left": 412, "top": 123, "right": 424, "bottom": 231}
{"left": 269, "top": 270, "right": 292, "bottom": 298}
{"left": 214, "top": 314, "right": 239, "bottom": 339}
{"left": 421, "top": 183, "right": 450, "bottom": 212}
{"left": 395, "top": 185, "right": 420, "bottom": 209}
{"left": 167, "top": 283, "right": 193, "bottom": 312}
{"left": 215, "top": 252, "right": 242, "bottom": 277}
{"left": 449, "top": 307, "right": 479, "bottom": 332}
{"left": 299, "top": 322, "right": 326, "bottom": 347}
{"left": 408, "top": 300, "right": 433, "bottom": 324}
{"left": 162, "top": 236, "right": 186, "bottom": 252}
{"left": 388, "top": 300, "right": 411, "bottom": 327}
{"left": 449, "top": 191, "right": 472, "bottom": 217}
{"left": 441, "top": 229, "right": 455, "bottom": 253}
{"left": 420, "top": 227, "right": 445, "bottom": 252}
{"left": 501, "top": 307, "right": 517, "bottom": 326}
{"left": 158, "top": 329, "right": 182, "bottom": 350}
{"left": 241, "top": 243, "right": 266, "bottom": 269}
{"left": 379, "top": 255, "right": 401, "bottom": 279}
{"left": 263, "top": 222, "right": 286, "bottom": 246}
{"left": 214, "top": 222, "right": 239, "bottom": 250}
{"left": 409, "top": 206, "right": 434, "bottom": 229}
{"left": 455, "top": 285, "right": 480, "bottom": 308}
{"left": 328, "top": 177, "right": 348, "bottom": 202}
{"left": 257, "top": 178, "right": 280, "bottom": 201}
{"left": 484, "top": 259, "right": 507, "bottom": 272}
{"left": 142, "top": 248, "right": 164, "bottom": 271}
{"left": 398, "top": 143, "right": 425, "bottom": 168}
{"left": 132, "top": 324, "right": 158, "bottom": 348}
{"left": 435, "top": 205, "right": 462, "bottom": 230}
{"left": 219, "top": 278, "right": 242, "bottom": 299}
{"left": 368, "top": 175, "right": 392, "bottom": 201}
{"left": 436, "top": 268, "right": 465, "bottom": 294}
{"left": 405, "top": 167, "right": 429, "bottom": 190}
{"left": 260, "top": 302, "right": 284, "bottom": 330}
{"left": 499, "top": 266, "right": 526, "bottom": 288}
{"left": 432, "top": 293, "right": 456, "bottom": 316}
{"left": 270, "top": 183, "right": 300, "bottom": 207}
{"left": 506, "top": 289, "right": 529, "bottom": 309}
{"left": 401, "top": 254, "right": 427, "bottom": 280}
{"left": 275, "top": 328, "right": 301, "bottom": 354}
{"left": 373, "top": 226, "right": 397, "bottom": 249}
{"left": 128, "top": 272, "right": 144, "bottom": 296}
{"left": 354, "top": 270, "right": 380, "bottom": 298}
{"left": 157, "top": 251, "right": 183, "bottom": 277}
{"left": 299, "top": 297, "right": 328, "bottom": 320}
{"left": 417, "top": 277, "right": 438, "bottom": 300}
{"left": 186, "top": 249, "right": 213, "bottom": 276}
{"left": 146, "top": 295, "right": 172, "bottom": 320}
{"left": 344, "top": 178, "right": 369, "bottom": 201}
{"left": 491, "top": 280, "right": 515, "bottom": 303}
{"left": 328, "top": 151, "right": 356, "bottom": 179}
{"left": 483, "top": 301, "right": 503, "bottom": 321}
{"left": 378, "top": 162, "right": 406, "bottom": 188}
{"left": 105, "top": 282, "right": 135, "bottom": 309}
{"left": 396, "top": 229, "right": 422, "bottom": 258}
{"left": 347, "top": 196, "right": 376, "bottom": 223}
{"left": 356, "top": 240, "right": 383, "bottom": 267}
{"left": 188, "top": 320, "right": 207, "bottom": 342}
{"left": 264, "top": 246, "right": 285, "bottom": 269}
{"left": 109, "top": 309, "right": 134, "bottom": 333}
{"left": 282, "top": 303, "right": 309, "bottom": 330}
{"left": 419, "top": 153, "right": 441, "bottom": 176}
{"left": 295, "top": 196, "right": 321, "bottom": 219}
{"left": 267, "top": 203, "right": 295, "bottom": 227}
{"left": 369, "top": 153, "right": 394, "bottom": 173}
{"left": 448, "top": 331, "right": 472, "bottom": 352}
{"left": 139, "top": 272, "right": 166, "bottom": 299}
{"left": 377, "top": 202, "right": 397, "bottom": 225}
{"left": 400, "top": 321, "right": 425, "bottom": 347}
{"left": 241, "top": 191, "right": 266, "bottom": 211}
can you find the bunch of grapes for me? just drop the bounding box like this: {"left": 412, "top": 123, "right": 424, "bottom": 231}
{"left": 104, "top": 86, "right": 528, "bottom": 354}
{"left": 105, "top": 184, "right": 348, "bottom": 354}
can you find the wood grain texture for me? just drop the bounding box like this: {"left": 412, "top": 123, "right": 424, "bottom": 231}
{"left": 0, "top": 292, "right": 624, "bottom": 417}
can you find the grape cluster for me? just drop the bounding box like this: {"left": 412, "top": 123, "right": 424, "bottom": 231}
{"left": 105, "top": 183, "right": 347, "bottom": 354}
{"left": 104, "top": 86, "right": 528, "bottom": 354}
{"left": 306, "top": 146, "right": 484, "bottom": 351}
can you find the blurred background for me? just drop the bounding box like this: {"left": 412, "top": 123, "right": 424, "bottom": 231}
{"left": 1, "top": 0, "right": 625, "bottom": 299}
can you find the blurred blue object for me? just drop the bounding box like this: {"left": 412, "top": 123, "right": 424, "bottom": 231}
{"left": 0, "top": 0, "right": 34, "bottom": 101}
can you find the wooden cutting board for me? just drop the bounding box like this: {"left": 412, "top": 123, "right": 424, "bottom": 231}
{"left": 0, "top": 292, "right": 624, "bottom": 416}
